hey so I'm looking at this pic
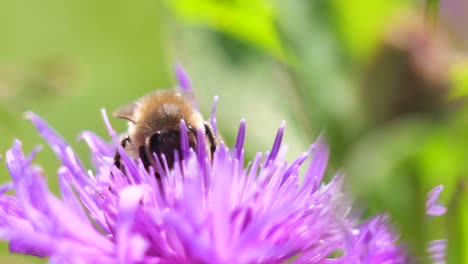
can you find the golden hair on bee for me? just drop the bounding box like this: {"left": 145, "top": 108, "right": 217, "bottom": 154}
{"left": 113, "top": 89, "right": 217, "bottom": 176}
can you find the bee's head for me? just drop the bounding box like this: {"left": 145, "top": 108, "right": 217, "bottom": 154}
{"left": 146, "top": 127, "right": 197, "bottom": 170}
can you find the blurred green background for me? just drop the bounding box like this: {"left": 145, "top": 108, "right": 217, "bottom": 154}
{"left": 0, "top": 0, "right": 467, "bottom": 263}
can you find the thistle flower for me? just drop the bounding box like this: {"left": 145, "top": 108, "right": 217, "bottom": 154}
{"left": 0, "top": 68, "right": 445, "bottom": 263}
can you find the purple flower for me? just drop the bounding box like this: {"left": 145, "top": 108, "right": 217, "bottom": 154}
{"left": 428, "top": 240, "right": 446, "bottom": 264}
{"left": 426, "top": 185, "right": 446, "bottom": 216}
{"left": 341, "top": 215, "right": 410, "bottom": 264}
{"left": 0, "top": 68, "right": 445, "bottom": 263}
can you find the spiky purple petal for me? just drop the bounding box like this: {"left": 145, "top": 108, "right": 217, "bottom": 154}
{"left": 426, "top": 185, "right": 446, "bottom": 216}
{"left": 175, "top": 64, "right": 192, "bottom": 91}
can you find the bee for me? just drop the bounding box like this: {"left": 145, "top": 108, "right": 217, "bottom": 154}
{"left": 113, "top": 89, "right": 217, "bottom": 175}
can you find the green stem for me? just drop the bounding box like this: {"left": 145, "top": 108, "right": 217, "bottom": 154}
{"left": 426, "top": 0, "right": 439, "bottom": 26}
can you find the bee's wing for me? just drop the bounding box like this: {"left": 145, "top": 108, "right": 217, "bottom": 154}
{"left": 113, "top": 101, "right": 138, "bottom": 123}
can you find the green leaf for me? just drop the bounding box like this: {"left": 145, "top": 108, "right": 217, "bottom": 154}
{"left": 449, "top": 62, "right": 468, "bottom": 100}
{"left": 329, "top": 0, "right": 409, "bottom": 60}
{"left": 164, "top": 0, "right": 287, "bottom": 60}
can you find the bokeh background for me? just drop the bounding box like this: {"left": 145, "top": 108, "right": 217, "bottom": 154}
{"left": 0, "top": 0, "right": 467, "bottom": 263}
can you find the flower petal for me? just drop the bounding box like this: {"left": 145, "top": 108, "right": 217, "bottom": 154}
{"left": 426, "top": 185, "right": 446, "bottom": 216}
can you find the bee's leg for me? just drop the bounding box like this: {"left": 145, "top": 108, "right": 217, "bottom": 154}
{"left": 187, "top": 125, "right": 196, "bottom": 137}
{"left": 204, "top": 122, "right": 216, "bottom": 158}
{"left": 114, "top": 135, "right": 131, "bottom": 169}
{"left": 148, "top": 132, "right": 166, "bottom": 179}
{"left": 138, "top": 145, "right": 151, "bottom": 169}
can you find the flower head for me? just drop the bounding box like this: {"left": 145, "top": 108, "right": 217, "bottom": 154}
{"left": 0, "top": 67, "right": 445, "bottom": 263}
